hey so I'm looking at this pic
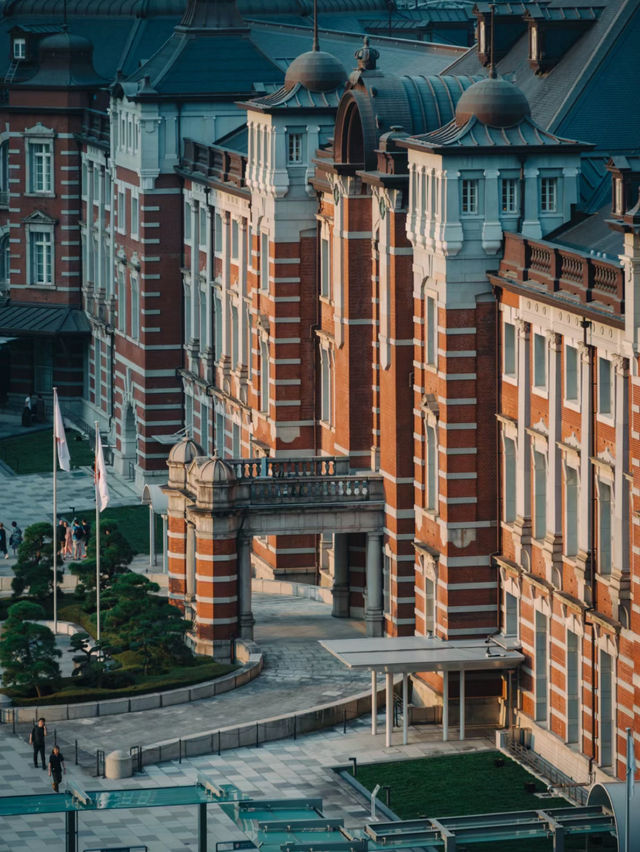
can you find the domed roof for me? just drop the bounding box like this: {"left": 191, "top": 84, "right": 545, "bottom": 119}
{"left": 199, "top": 453, "right": 235, "bottom": 484}
{"left": 455, "top": 74, "right": 530, "bottom": 129}
{"left": 285, "top": 48, "right": 347, "bottom": 93}
{"left": 168, "top": 435, "right": 204, "bottom": 465}
{"left": 22, "top": 29, "right": 104, "bottom": 88}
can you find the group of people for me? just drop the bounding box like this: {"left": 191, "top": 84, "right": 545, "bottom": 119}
{"left": 29, "top": 719, "right": 66, "bottom": 792}
{"left": 57, "top": 518, "right": 90, "bottom": 561}
{"left": 0, "top": 520, "right": 22, "bottom": 559}
{"left": 21, "top": 393, "right": 46, "bottom": 428}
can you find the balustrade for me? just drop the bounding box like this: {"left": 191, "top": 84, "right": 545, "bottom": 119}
{"left": 249, "top": 476, "right": 372, "bottom": 504}
{"left": 227, "top": 456, "right": 349, "bottom": 480}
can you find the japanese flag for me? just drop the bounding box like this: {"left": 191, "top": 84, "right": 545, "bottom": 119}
{"left": 54, "top": 392, "right": 70, "bottom": 472}
{"left": 95, "top": 433, "right": 110, "bottom": 512}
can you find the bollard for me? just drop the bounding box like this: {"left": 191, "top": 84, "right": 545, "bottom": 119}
{"left": 349, "top": 756, "right": 357, "bottom": 777}
{"left": 343, "top": 710, "right": 347, "bottom": 734}
{"left": 293, "top": 716, "right": 297, "bottom": 741}
{"left": 217, "top": 731, "right": 221, "bottom": 756}
{"left": 179, "top": 739, "right": 182, "bottom": 764}
{"left": 256, "top": 723, "right": 259, "bottom": 748}
{"left": 54, "top": 728, "right": 57, "bottom": 746}
{"left": 12, "top": 709, "right": 15, "bottom": 735}
{"left": 75, "top": 740, "right": 78, "bottom": 765}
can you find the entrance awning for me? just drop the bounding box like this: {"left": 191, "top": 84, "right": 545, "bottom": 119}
{"left": 0, "top": 302, "right": 90, "bottom": 336}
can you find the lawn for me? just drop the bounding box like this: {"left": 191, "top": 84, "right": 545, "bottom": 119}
{"left": 54, "top": 505, "right": 163, "bottom": 556}
{"left": 0, "top": 427, "right": 94, "bottom": 474}
{"left": 353, "top": 751, "right": 587, "bottom": 852}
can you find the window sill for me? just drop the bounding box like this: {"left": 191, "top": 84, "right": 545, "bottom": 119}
{"left": 24, "top": 191, "right": 55, "bottom": 199}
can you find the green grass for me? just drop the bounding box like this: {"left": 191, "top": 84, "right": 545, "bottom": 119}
{"left": 0, "top": 428, "right": 93, "bottom": 474}
{"left": 354, "top": 752, "right": 587, "bottom": 852}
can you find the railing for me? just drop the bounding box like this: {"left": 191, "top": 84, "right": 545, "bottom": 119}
{"left": 227, "top": 456, "right": 349, "bottom": 480}
{"left": 499, "top": 232, "right": 624, "bottom": 315}
{"left": 249, "top": 476, "right": 375, "bottom": 504}
{"left": 181, "top": 138, "right": 247, "bottom": 188}
{"left": 506, "top": 731, "right": 590, "bottom": 806}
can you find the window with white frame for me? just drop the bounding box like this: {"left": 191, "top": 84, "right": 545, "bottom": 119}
{"left": 118, "top": 189, "right": 126, "bottom": 234}
{"left": 215, "top": 410, "right": 225, "bottom": 456}
{"left": 505, "top": 591, "right": 518, "bottom": 637}
{"left": 565, "top": 466, "right": 578, "bottom": 557}
{"left": 245, "top": 304, "right": 252, "bottom": 379}
{"left": 0, "top": 234, "right": 9, "bottom": 285}
{"left": 503, "top": 436, "right": 516, "bottom": 523}
{"left": 566, "top": 630, "right": 580, "bottom": 743}
{"left": 232, "top": 422, "right": 241, "bottom": 458}
{"left": 260, "top": 338, "right": 269, "bottom": 413}
{"left": 533, "top": 450, "right": 547, "bottom": 540}
{"left": 130, "top": 194, "right": 139, "bottom": 238}
{"left": 117, "top": 267, "right": 126, "bottom": 332}
{"left": 598, "top": 357, "right": 612, "bottom": 415}
{"left": 534, "top": 333, "right": 547, "bottom": 388}
{"left": 540, "top": 177, "right": 558, "bottom": 213}
{"left": 598, "top": 481, "right": 612, "bottom": 575}
{"left": 213, "top": 291, "right": 222, "bottom": 361}
{"left": 184, "top": 282, "right": 192, "bottom": 342}
{"left": 201, "top": 403, "right": 209, "bottom": 455}
{"left": 320, "top": 237, "right": 330, "bottom": 299}
{"left": 426, "top": 423, "right": 438, "bottom": 512}
{"left": 29, "top": 142, "right": 53, "bottom": 194}
{"left": 231, "top": 220, "right": 239, "bottom": 259}
{"left": 93, "top": 166, "right": 101, "bottom": 203}
{"left": 461, "top": 178, "right": 478, "bottom": 214}
{"left": 424, "top": 575, "right": 435, "bottom": 635}
{"left": 184, "top": 201, "right": 192, "bottom": 240}
{"left": 214, "top": 212, "right": 222, "bottom": 254}
{"left": 29, "top": 228, "right": 53, "bottom": 285}
{"left": 130, "top": 273, "right": 139, "bottom": 339}
{"left": 535, "top": 610, "right": 548, "bottom": 722}
{"left": 501, "top": 178, "right": 518, "bottom": 214}
{"left": 288, "top": 132, "right": 303, "bottom": 164}
{"left": 199, "top": 206, "right": 207, "bottom": 247}
{"left": 504, "top": 321, "right": 516, "bottom": 377}
{"left": 105, "top": 171, "right": 111, "bottom": 209}
{"left": 425, "top": 295, "right": 436, "bottom": 366}
{"left": 198, "top": 289, "right": 207, "bottom": 350}
{"left": 565, "top": 344, "right": 578, "bottom": 402}
{"left": 231, "top": 304, "right": 239, "bottom": 369}
{"left": 13, "top": 38, "right": 26, "bottom": 59}
{"left": 185, "top": 393, "right": 193, "bottom": 435}
{"left": 599, "top": 651, "right": 614, "bottom": 765}
{"left": 320, "top": 346, "right": 333, "bottom": 424}
{"left": 383, "top": 552, "right": 391, "bottom": 619}
{"left": 260, "top": 232, "right": 269, "bottom": 291}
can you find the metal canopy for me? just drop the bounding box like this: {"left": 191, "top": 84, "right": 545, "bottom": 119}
{"left": 320, "top": 636, "right": 524, "bottom": 674}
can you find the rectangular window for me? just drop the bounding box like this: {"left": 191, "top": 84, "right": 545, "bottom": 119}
{"left": 599, "top": 652, "right": 613, "bottom": 766}
{"left": 505, "top": 591, "right": 518, "bottom": 637}
{"left": 231, "top": 220, "right": 239, "bottom": 259}
{"left": 565, "top": 466, "right": 578, "bottom": 557}
{"left": 598, "top": 357, "right": 612, "bottom": 415}
{"left": 13, "top": 38, "right": 26, "bottom": 59}
{"left": 533, "top": 450, "right": 546, "bottom": 540}
{"left": 30, "top": 230, "right": 52, "bottom": 285}
{"left": 504, "top": 321, "right": 516, "bottom": 377}
{"left": 503, "top": 436, "right": 516, "bottom": 523}
{"left": 501, "top": 178, "right": 517, "bottom": 214}
{"left": 260, "top": 338, "right": 269, "bottom": 413}
{"left": 288, "top": 132, "right": 303, "bottom": 164}
{"left": 599, "top": 481, "right": 612, "bottom": 575}
{"left": 130, "top": 274, "right": 139, "bottom": 339}
{"left": 214, "top": 213, "right": 222, "bottom": 254}
{"left": 184, "top": 201, "right": 192, "bottom": 240}
{"left": 541, "top": 177, "right": 558, "bottom": 213}
{"left": 130, "top": 194, "right": 139, "bottom": 237}
{"left": 117, "top": 267, "right": 126, "bottom": 332}
{"left": 566, "top": 630, "right": 580, "bottom": 743}
{"left": 215, "top": 411, "right": 225, "bottom": 457}
{"left": 320, "top": 238, "right": 330, "bottom": 299}
{"left": 231, "top": 305, "right": 239, "bottom": 369}
{"left": 92, "top": 166, "right": 101, "bottom": 203}
{"left": 232, "top": 422, "right": 241, "bottom": 458}
{"left": 260, "top": 233, "right": 269, "bottom": 291}
{"left": 199, "top": 206, "right": 207, "bottom": 247}
{"left": 184, "top": 283, "right": 192, "bottom": 343}
{"left": 565, "top": 344, "right": 578, "bottom": 402}
{"left": 424, "top": 576, "right": 435, "bottom": 636}
{"left": 426, "top": 296, "right": 436, "bottom": 366}
{"left": 461, "top": 179, "right": 478, "bottom": 214}
{"left": 29, "top": 142, "right": 52, "bottom": 194}
{"left": 213, "top": 291, "right": 222, "bottom": 362}
{"left": 104, "top": 172, "right": 111, "bottom": 209}
{"left": 201, "top": 404, "right": 209, "bottom": 456}
{"left": 535, "top": 610, "right": 548, "bottom": 723}
{"left": 320, "top": 348, "right": 332, "bottom": 424}
{"left": 199, "top": 289, "right": 207, "bottom": 350}
{"left": 185, "top": 394, "right": 193, "bottom": 435}
{"left": 426, "top": 424, "right": 437, "bottom": 512}
{"left": 118, "top": 189, "right": 126, "bottom": 234}
{"left": 534, "top": 333, "right": 547, "bottom": 388}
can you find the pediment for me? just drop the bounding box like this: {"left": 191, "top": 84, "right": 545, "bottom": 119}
{"left": 22, "top": 209, "right": 56, "bottom": 226}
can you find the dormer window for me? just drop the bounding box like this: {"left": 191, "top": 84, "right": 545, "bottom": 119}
{"left": 461, "top": 179, "right": 478, "bottom": 215}
{"left": 13, "top": 38, "right": 26, "bottom": 60}
{"left": 288, "top": 132, "right": 303, "bottom": 164}
{"left": 541, "top": 177, "right": 557, "bottom": 213}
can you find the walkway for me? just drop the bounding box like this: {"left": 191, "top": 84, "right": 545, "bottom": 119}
{"left": 20, "top": 593, "right": 371, "bottom": 763}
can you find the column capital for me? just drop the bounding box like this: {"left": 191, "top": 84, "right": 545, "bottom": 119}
{"left": 613, "top": 353, "right": 629, "bottom": 376}
{"left": 515, "top": 318, "right": 530, "bottom": 339}
{"left": 546, "top": 330, "right": 562, "bottom": 351}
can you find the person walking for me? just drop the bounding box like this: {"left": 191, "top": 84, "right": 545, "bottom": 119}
{"left": 72, "top": 520, "right": 84, "bottom": 560}
{"left": 48, "top": 745, "right": 65, "bottom": 792}
{"left": 0, "top": 522, "right": 8, "bottom": 559}
{"left": 9, "top": 521, "right": 22, "bottom": 557}
{"left": 22, "top": 394, "right": 32, "bottom": 427}
{"left": 29, "top": 718, "right": 47, "bottom": 769}
{"left": 80, "top": 518, "right": 90, "bottom": 557}
{"left": 57, "top": 519, "right": 67, "bottom": 561}
{"left": 64, "top": 521, "right": 73, "bottom": 558}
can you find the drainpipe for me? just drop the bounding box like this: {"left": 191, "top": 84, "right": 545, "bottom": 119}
{"left": 517, "top": 155, "right": 525, "bottom": 234}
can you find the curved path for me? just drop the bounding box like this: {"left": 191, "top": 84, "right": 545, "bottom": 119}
{"left": 48, "top": 593, "right": 369, "bottom": 768}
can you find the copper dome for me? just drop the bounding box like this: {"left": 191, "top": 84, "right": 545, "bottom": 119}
{"left": 455, "top": 75, "right": 530, "bottom": 129}
{"left": 285, "top": 48, "right": 347, "bottom": 93}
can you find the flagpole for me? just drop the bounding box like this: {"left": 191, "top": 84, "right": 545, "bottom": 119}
{"left": 95, "top": 421, "right": 101, "bottom": 644}
{"left": 52, "top": 387, "right": 58, "bottom": 634}
{"left": 626, "top": 726, "right": 635, "bottom": 852}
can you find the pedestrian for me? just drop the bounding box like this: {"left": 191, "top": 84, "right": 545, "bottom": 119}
{"left": 48, "top": 745, "right": 65, "bottom": 792}
{"left": 9, "top": 521, "right": 22, "bottom": 556}
{"left": 22, "top": 394, "right": 32, "bottom": 427}
{"left": 35, "top": 393, "right": 45, "bottom": 423}
{"left": 57, "top": 519, "right": 67, "bottom": 561}
{"left": 80, "top": 518, "right": 90, "bottom": 555}
{"left": 0, "top": 522, "right": 7, "bottom": 559}
{"left": 29, "top": 717, "right": 47, "bottom": 769}
{"left": 72, "top": 519, "right": 84, "bottom": 560}
{"left": 64, "top": 520, "right": 73, "bottom": 558}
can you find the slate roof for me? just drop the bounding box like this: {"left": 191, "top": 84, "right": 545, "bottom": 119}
{"left": 213, "top": 124, "right": 248, "bottom": 154}
{"left": 0, "top": 302, "right": 91, "bottom": 336}
{"left": 552, "top": 204, "right": 623, "bottom": 261}
{"left": 404, "top": 113, "right": 590, "bottom": 152}
{"left": 442, "top": 0, "right": 640, "bottom": 148}
{"left": 244, "top": 79, "right": 344, "bottom": 111}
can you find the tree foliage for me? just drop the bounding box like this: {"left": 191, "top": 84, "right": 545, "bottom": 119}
{"left": 11, "top": 522, "right": 61, "bottom": 602}
{"left": 68, "top": 632, "right": 115, "bottom": 687}
{"left": 0, "top": 601, "right": 61, "bottom": 697}
{"left": 69, "top": 522, "right": 133, "bottom": 610}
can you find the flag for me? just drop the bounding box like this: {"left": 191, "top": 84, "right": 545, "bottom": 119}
{"left": 627, "top": 727, "right": 636, "bottom": 801}
{"left": 54, "top": 391, "right": 70, "bottom": 472}
{"left": 94, "top": 432, "right": 110, "bottom": 512}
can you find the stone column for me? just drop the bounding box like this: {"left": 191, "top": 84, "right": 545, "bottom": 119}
{"left": 366, "top": 532, "right": 384, "bottom": 637}
{"left": 332, "top": 533, "right": 349, "bottom": 618}
{"left": 238, "top": 533, "right": 254, "bottom": 639}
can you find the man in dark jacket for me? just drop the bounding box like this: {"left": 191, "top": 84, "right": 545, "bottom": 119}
{"left": 48, "top": 745, "right": 65, "bottom": 792}
{"left": 29, "top": 717, "right": 47, "bottom": 769}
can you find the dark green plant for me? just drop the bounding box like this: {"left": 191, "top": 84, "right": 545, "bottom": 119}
{"left": 0, "top": 601, "right": 61, "bottom": 697}
{"left": 68, "top": 631, "right": 116, "bottom": 687}
{"left": 11, "top": 522, "right": 61, "bottom": 602}
{"left": 69, "top": 522, "right": 133, "bottom": 610}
